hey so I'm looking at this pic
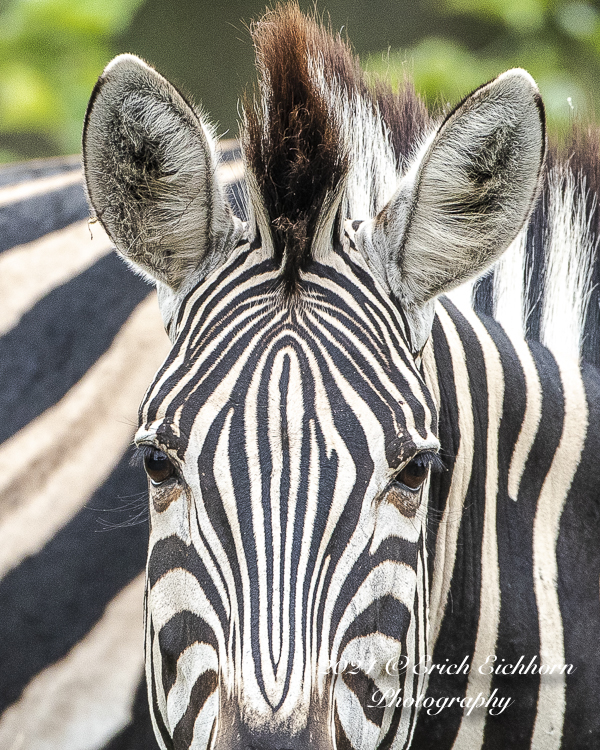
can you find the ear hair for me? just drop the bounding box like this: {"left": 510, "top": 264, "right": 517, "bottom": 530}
{"left": 356, "top": 69, "right": 546, "bottom": 351}
{"left": 83, "top": 54, "right": 237, "bottom": 291}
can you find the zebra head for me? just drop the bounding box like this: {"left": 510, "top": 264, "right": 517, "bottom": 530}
{"left": 83, "top": 6, "right": 544, "bottom": 749}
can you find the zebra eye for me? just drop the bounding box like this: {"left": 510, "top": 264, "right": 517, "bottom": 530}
{"left": 397, "top": 452, "right": 436, "bottom": 491}
{"left": 143, "top": 448, "right": 175, "bottom": 485}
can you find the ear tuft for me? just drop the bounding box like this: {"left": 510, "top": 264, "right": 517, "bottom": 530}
{"left": 83, "top": 54, "right": 235, "bottom": 290}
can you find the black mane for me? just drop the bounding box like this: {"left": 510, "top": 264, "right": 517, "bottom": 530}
{"left": 243, "top": 3, "right": 429, "bottom": 294}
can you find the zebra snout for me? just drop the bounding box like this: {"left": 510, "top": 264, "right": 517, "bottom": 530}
{"left": 242, "top": 736, "right": 306, "bottom": 750}
{"left": 245, "top": 744, "right": 304, "bottom": 750}
{"left": 224, "top": 723, "right": 333, "bottom": 750}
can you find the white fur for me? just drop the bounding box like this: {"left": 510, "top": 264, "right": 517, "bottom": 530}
{"left": 493, "top": 226, "right": 529, "bottom": 338}
{"left": 541, "top": 165, "right": 596, "bottom": 361}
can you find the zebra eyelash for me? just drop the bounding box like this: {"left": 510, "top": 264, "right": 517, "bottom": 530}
{"left": 393, "top": 450, "right": 446, "bottom": 481}
{"left": 416, "top": 450, "right": 446, "bottom": 474}
{"left": 130, "top": 443, "right": 177, "bottom": 469}
{"left": 130, "top": 443, "right": 158, "bottom": 468}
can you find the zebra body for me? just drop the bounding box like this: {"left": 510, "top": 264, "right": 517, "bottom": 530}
{"left": 421, "top": 298, "right": 600, "bottom": 747}
{"left": 0, "top": 157, "right": 159, "bottom": 748}
{"left": 79, "top": 4, "right": 600, "bottom": 749}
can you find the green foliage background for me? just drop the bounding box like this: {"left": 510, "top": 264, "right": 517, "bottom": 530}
{"left": 0, "top": 0, "right": 144, "bottom": 162}
{"left": 366, "top": 0, "right": 600, "bottom": 127}
{"left": 0, "top": 0, "right": 598, "bottom": 163}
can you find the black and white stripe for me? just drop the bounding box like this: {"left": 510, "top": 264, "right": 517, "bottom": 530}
{"left": 78, "top": 9, "right": 599, "bottom": 746}
{"left": 412, "top": 295, "right": 600, "bottom": 749}
{"left": 6, "top": 5, "right": 600, "bottom": 749}
{"left": 137, "top": 239, "right": 439, "bottom": 748}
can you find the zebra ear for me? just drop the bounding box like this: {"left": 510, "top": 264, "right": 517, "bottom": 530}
{"left": 357, "top": 69, "right": 545, "bottom": 351}
{"left": 83, "top": 54, "right": 237, "bottom": 291}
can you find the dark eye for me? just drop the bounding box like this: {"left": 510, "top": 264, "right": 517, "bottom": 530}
{"left": 397, "top": 453, "right": 434, "bottom": 491}
{"left": 143, "top": 448, "right": 176, "bottom": 484}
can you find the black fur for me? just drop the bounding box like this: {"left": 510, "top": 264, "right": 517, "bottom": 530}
{"left": 243, "top": 3, "right": 429, "bottom": 295}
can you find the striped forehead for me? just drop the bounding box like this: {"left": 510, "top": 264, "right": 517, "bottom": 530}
{"left": 139, "top": 242, "right": 437, "bottom": 456}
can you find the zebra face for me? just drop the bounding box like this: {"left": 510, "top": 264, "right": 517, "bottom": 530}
{"left": 83, "top": 7, "right": 544, "bottom": 748}
{"left": 134, "top": 239, "right": 440, "bottom": 747}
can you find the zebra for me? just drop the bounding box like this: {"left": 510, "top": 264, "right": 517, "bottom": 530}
{"left": 77, "top": 3, "right": 600, "bottom": 749}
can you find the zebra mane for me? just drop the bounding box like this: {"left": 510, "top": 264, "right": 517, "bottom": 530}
{"left": 243, "top": 2, "right": 429, "bottom": 294}
{"left": 471, "top": 122, "right": 600, "bottom": 366}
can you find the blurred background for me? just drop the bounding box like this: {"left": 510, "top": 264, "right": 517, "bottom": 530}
{"left": 0, "top": 0, "right": 598, "bottom": 163}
